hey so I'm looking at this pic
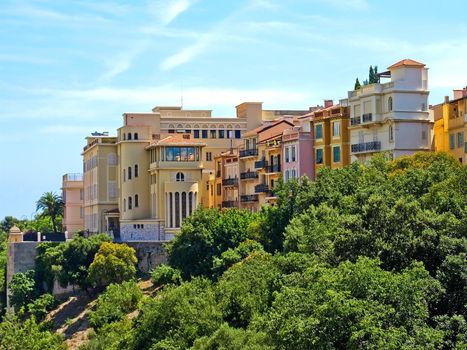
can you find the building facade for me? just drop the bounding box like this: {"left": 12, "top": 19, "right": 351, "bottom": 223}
{"left": 61, "top": 173, "right": 84, "bottom": 236}
{"left": 282, "top": 122, "right": 314, "bottom": 182}
{"left": 344, "top": 59, "right": 432, "bottom": 163}
{"left": 433, "top": 88, "right": 467, "bottom": 164}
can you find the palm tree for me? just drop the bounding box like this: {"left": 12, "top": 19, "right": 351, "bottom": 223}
{"left": 36, "top": 192, "right": 64, "bottom": 233}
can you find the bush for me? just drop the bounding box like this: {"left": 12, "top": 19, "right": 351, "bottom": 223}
{"left": 9, "top": 270, "right": 37, "bottom": 310}
{"left": 150, "top": 265, "right": 182, "bottom": 287}
{"left": 89, "top": 281, "right": 143, "bottom": 330}
{"left": 27, "top": 293, "right": 57, "bottom": 321}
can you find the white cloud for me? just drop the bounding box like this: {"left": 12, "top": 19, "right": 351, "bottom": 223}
{"left": 318, "top": 0, "right": 368, "bottom": 10}
{"left": 148, "top": 0, "right": 196, "bottom": 26}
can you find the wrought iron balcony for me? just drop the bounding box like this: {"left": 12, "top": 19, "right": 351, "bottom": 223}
{"left": 240, "top": 194, "right": 259, "bottom": 202}
{"left": 254, "top": 159, "right": 268, "bottom": 169}
{"left": 266, "top": 164, "right": 281, "bottom": 173}
{"left": 254, "top": 183, "right": 270, "bottom": 193}
{"left": 350, "top": 116, "right": 361, "bottom": 126}
{"left": 362, "top": 113, "right": 373, "bottom": 123}
{"left": 240, "top": 171, "right": 259, "bottom": 180}
{"left": 222, "top": 200, "right": 238, "bottom": 208}
{"left": 351, "top": 141, "right": 381, "bottom": 153}
{"left": 239, "top": 148, "right": 258, "bottom": 158}
{"left": 222, "top": 178, "right": 238, "bottom": 187}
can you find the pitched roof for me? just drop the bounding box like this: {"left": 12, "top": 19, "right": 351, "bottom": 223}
{"left": 242, "top": 119, "right": 294, "bottom": 137}
{"left": 388, "top": 59, "right": 425, "bottom": 69}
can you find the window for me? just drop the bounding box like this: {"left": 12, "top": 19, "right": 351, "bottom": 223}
{"left": 80, "top": 189, "right": 84, "bottom": 200}
{"left": 134, "top": 164, "right": 139, "bottom": 177}
{"left": 315, "top": 124, "right": 323, "bottom": 139}
{"left": 128, "top": 133, "right": 132, "bottom": 140}
{"left": 388, "top": 97, "right": 393, "bottom": 112}
{"left": 210, "top": 129, "right": 217, "bottom": 138}
{"left": 316, "top": 148, "right": 323, "bottom": 164}
{"left": 218, "top": 130, "right": 225, "bottom": 138}
{"left": 285, "top": 146, "right": 290, "bottom": 162}
{"left": 449, "top": 134, "right": 455, "bottom": 150}
{"left": 457, "top": 132, "right": 464, "bottom": 148}
{"left": 128, "top": 166, "right": 132, "bottom": 180}
{"left": 194, "top": 130, "right": 200, "bottom": 138}
{"left": 333, "top": 146, "right": 341, "bottom": 163}
{"left": 235, "top": 130, "right": 241, "bottom": 139}
{"left": 285, "top": 170, "right": 289, "bottom": 182}
{"left": 217, "top": 183, "right": 221, "bottom": 195}
{"left": 332, "top": 121, "right": 340, "bottom": 137}
{"left": 176, "top": 172, "right": 185, "bottom": 182}
{"left": 227, "top": 130, "right": 233, "bottom": 139}
{"left": 128, "top": 196, "right": 132, "bottom": 210}
{"left": 168, "top": 129, "right": 175, "bottom": 134}
{"left": 108, "top": 153, "right": 117, "bottom": 165}
{"left": 291, "top": 146, "right": 296, "bottom": 162}
{"left": 80, "top": 207, "right": 84, "bottom": 219}
{"left": 202, "top": 130, "right": 208, "bottom": 139}
{"left": 134, "top": 133, "right": 138, "bottom": 140}
{"left": 123, "top": 169, "right": 126, "bottom": 182}
{"left": 175, "top": 192, "right": 180, "bottom": 227}
{"left": 165, "top": 147, "right": 196, "bottom": 161}
{"left": 108, "top": 182, "right": 117, "bottom": 199}
{"left": 422, "top": 130, "right": 427, "bottom": 141}
{"left": 206, "top": 152, "right": 212, "bottom": 161}
{"left": 135, "top": 194, "right": 139, "bottom": 208}
{"left": 123, "top": 198, "right": 126, "bottom": 212}
{"left": 389, "top": 125, "right": 394, "bottom": 143}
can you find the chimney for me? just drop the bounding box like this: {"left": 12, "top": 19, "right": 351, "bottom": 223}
{"left": 324, "top": 100, "right": 333, "bottom": 108}
{"left": 444, "top": 96, "right": 450, "bottom": 103}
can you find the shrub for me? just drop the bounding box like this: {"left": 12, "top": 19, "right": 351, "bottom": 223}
{"left": 27, "top": 293, "right": 57, "bottom": 321}
{"left": 150, "top": 265, "right": 182, "bottom": 287}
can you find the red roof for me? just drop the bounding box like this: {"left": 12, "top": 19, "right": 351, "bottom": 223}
{"left": 243, "top": 119, "right": 294, "bottom": 137}
{"left": 388, "top": 59, "right": 425, "bottom": 69}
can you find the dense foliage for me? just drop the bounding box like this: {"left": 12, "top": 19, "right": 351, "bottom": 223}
{"left": 84, "top": 152, "right": 465, "bottom": 349}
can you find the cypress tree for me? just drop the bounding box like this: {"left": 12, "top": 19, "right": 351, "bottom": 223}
{"left": 354, "top": 78, "right": 361, "bottom": 90}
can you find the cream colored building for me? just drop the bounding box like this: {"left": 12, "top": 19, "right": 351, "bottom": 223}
{"left": 61, "top": 173, "right": 84, "bottom": 235}
{"left": 82, "top": 132, "right": 119, "bottom": 234}
{"left": 343, "top": 59, "right": 432, "bottom": 163}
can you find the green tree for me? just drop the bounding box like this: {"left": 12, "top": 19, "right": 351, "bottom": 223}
{"left": 0, "top": 216, "right": 19, "bottom": 232}
{"left": 151, "top": 264, "right": 182, "bottom": 288}
{"left": 88, "top": 242, "right": 137, "bottom": 289}
{"left": 36, "top": 192, "right": 64, "bottom": 233}
{"left": 369, "top": 65, "right": 375, "bottom": 83}
{"left": 354, "top": 77, "right": 361, "bottom": 90}
{"left": 9, "top": 270, "right": 37, "bottom": 310}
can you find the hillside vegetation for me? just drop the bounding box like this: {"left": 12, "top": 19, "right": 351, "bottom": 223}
{"left": 0, "top": 152, "right": 466, "bottom": 349}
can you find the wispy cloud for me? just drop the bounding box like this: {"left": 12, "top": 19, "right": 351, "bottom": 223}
{"left": 317, "top": 0, "right": 368, "bottom": 10}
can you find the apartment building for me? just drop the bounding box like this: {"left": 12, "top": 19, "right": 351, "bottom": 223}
{"left": 81, "top": 132, "right": 119, "bottom": 235}
{"left": 212, "top": 150, "right": 240, "bottom": 209}
{"left": 61, "top": 173, "right": 84, "bottom": 236}
{"left": 282, "top": 121, "right": 314, "bottom": 182}
{"left": 343, "top": 59, "right": 432, "bottom": 163}
{"left": 433, "top": 87, "right": 467, "bottom": 163}
{"left": 302, "top": 101, "right": 350, "bottom": 175}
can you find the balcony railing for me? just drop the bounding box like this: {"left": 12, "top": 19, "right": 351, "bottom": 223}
{"left": 240, "top": 171, "right": 259, "bottom": 180}
{"left": 254, "top": 184, "right": 270, "bottom": 193}
{"left": 222, "top": 200, "right": 238, "bottom": 208}
{"left": 63, "top": 173, "right": 83, "bottom": 182}
{"left": 222, "top": 178, "right": 238, "bottom": 187}
{"left": 240, "top": 194, "right": 259, "bottom": 202}
{"left": 266, "top": 164, "right": 281, "bottom": 173}
{"left": 351, "top": 141, "right": 382, "bottom": 153}
{"left": 362, "top": 113, "right": 373, "bottom": 123}
{"left": 254, "top": 159, "right": 268, "bottom": 169}
{"left": 350, "top": 116, "right": 361, "bottom": 126}
{"left": 239, "top": 148, "right": 258, "bottom": 158}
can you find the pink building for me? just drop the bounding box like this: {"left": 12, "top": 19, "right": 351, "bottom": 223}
{"left": 282, "top": 121, "right": 314, "bottom": 182}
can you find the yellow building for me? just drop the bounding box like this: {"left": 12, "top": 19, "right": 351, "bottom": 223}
{"left": 433, "top": 88, "right": 467, "bottom": 163}
{"left": 61, "top": 173, "right": 84, "bottom": 236}
{"left": 81, "top": 132, "right": 119, "bottom": 234}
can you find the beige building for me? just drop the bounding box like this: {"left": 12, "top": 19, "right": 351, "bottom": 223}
{"left": 82, "top": 132, "right": 119, "bottom": 235}
{"left": 61, "top": 173, "right": 84, "bottom": 235}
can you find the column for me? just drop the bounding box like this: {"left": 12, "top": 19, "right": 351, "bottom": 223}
{"left": 178, "top": 192, "right": 182, "bottom": 227}
{"left": 165, "top": 193, "right": 169, "bottom": 227}
{"left": 171, "top": 192, "right": 176, "bottom": 228}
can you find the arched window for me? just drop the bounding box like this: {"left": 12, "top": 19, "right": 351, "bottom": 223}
{"left": 128, "top": 196, "right": 132, "bottom": 210}
{"left": 134, "top": 133, "right": 138, "bottom": 140}
{"left": 134, "top": 164, "right": 138, "bottom": 177}
{"left": 176, "top": 172, "right": 185, "bottom": 182}
{"left": 135, "top": 194, "right": 139, "bottom": 208}
{"left": 128, "top": 166, "right": 132, "bottom": 180}
{"left": 128, "top": 133, "right": 132, "bottom": 140}
{"left": 388, "top": 97, "right": 393, "bottom": 112}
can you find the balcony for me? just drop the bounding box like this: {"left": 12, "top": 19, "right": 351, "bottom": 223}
{"left": 254, "top": 159, "right": 268, "bottom": 169}
{"left": 239, "top": 148, "right": 258, "bottom": 158}
{"left": 362, "top": 113, "right": 373, "bottom": 123}
{"left": 254, "top": 183, "right": 270, "bottom": 193}
{"left": 351, "top": 141, "right": 382, "bottom": 153}
{"left": 222, "top": 200, "right": 238, "bottom": 208}
{"left": 63, "top": 173, "right": 83, "bottom": 182}
{"left": 240, "top": 171, "right": 259, "bottom": 180}
{"left": 350, "top": 116, "right": 361, "bottom": 126}
{"left": 222, "top": 178, "right": 238, "bottom": 187}
{"left": 240, "top": 194, "right": 259, "bottom": 203}
{"left": 266, "top": 164, "right": 281, "bottom": 173}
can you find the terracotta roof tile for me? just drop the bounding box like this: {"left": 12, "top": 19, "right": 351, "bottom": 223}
{"left": 388, "top": 59, "right": 425, "bottom": 69}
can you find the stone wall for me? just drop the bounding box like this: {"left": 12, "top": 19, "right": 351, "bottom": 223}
{"left": 125, "top": 241, "right": 167, "bottom": 273}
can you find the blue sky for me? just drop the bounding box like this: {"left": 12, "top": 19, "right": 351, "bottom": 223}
{"left": 1, "top": 0, "right": 466, "bottom": 219}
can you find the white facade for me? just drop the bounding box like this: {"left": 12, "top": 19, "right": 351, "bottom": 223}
{"left": 343, "top": 59, "right": 433, "bottom": 163}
